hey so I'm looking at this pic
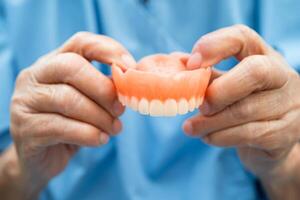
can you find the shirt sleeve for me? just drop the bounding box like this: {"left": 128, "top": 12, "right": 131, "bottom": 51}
{"left": 0, "top": 2, "right": 16, "bottom": 152}
{"left": 258, "top": 1, "right": 300, "bottom": 73}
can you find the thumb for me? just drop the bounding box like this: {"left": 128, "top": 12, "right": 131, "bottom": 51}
{"left": 187, "top": 25, "right": 270, "bottom": 70}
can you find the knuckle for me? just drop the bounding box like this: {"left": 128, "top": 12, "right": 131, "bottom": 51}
{"left": 71, "top": 31, "right": 93, "bottom": 42}
{"left": 234, "top": 24, "right": 263, "bottom": 55}
{"left": 10, "top": 107, "right": 25, "bottom": 140}
{"left": 10, "top": 109, "right": 33, "bottom": 144}
{"left": 10, "top": 97, "right": 31, "bottom": 132}
{"left": 11, "top": 93, "right": 25, "bottom": 108}
{"left": 52, "top": 53, "right": 88, "bottom": 83}
{"left": 55, "top": 52, "right": 89, "bottom": 81}
{"left": 245, "top": 124, "right": 263, "bottom": 147}
{"left": 33, "top": 115, "right": 60, "bottom": 140}
{"left": 244, "top": 55, "right": 270, "bottom": 86}
{"left": 55, "top": 52, "right": 85, "bottom": 66}
{"left": 100, "top": 35, "right": 126, "bottom": 54}
{"left": 57, "top": 85, "right": 83, "bottom": 116}
{"left": 234, "top": 24, "right": 251, "bottom": 32}
{"left": 234, "top": 24, "right": 257, "bottom": 38}
{"left": 250, "top": 122, "right": 280, "bottom": 149}
{"left": 229, "top": 101, "right": 254, "bottom": 120}
{"left": 35, "top": 52, "right": 55, "bottom": 64}
{"left": 34, "top": 85, "right": 56, "bottom": 107}
{"left": 16, "top": 68, "right": 31, "bottom": 85}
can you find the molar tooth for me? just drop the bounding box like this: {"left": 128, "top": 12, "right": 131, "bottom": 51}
{"left": 149, "top": 100, "right": 164, "bottom": 116}
{"left": 188, "top": 97, "right": 196, "bottom": 112}
{"left": 124, "top": 96, "right": 131, "bottom": 106}
{"left": 199, "top": 96, "right": 204, "bottom": 105}
{"left": 130, "top": 96, "right": 138, "bottom": 111}
{"left": 163, "top": 99, "right": 177, "bottom": 116}
{"left": 195, "top": 97, "right": 200, "bottom": 108}
{"left": 138, "top": 98, "right": 149, "bottom": 115}
{"left": 178, "top": 98, "right": 189, "bottom": 115}
{"left": 118, "top": 93, "right": 125, "bottom": 106}
{"left": 195, "top": 96, "right": 204, "bottom": 107}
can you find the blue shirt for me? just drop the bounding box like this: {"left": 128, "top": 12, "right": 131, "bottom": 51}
{"left": 1, "top": 1, "right": 300, "bottom": 199}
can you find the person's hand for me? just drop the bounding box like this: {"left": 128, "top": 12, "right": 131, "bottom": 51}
{"left": 10, "top": 32, "right": 135, "bottom": 196}
{"left": 183, "top": 25, "right": 300, "bottom": 182}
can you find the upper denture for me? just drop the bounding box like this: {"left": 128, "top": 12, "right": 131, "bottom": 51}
{"left": 112, "top": 53, "right": 211, "bottom": 116}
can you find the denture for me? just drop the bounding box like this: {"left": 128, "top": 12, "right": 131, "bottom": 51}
{"left": 112, "top": 53, "right": 211, "bottom": 117}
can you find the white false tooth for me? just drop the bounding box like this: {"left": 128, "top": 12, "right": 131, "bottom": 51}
{"left": 149, "top": 100, "right": 164, "bottom": 116}
{"left": 124, "top": 96, "right": 131, "bottom": 106}
{"left": 138, "top": 98, "right": 149, "bottom": 115}
{"left": 163, "top": 99, "right": 177, "bottom": 116}
{"left": 130, "top": 96, "right": 138, "bottom": 111}
{"left": 199, "top": 96, "right": 204, "bottom": 105}
{"left": 195, "top": 97, "right": 200, "bottom": 107}
{"left": 118, "top": 93, "right": 125, "bottom": 106}
{"left": 188, "top": 97, "right": 196, "bottom": 112}
{"left": 195, "top": 96, "right": 204, "bottom": 107}
{"left": 178, "top": 98, "right": 189, "bottom": 115}
{"left": 196, "top": 97, "right": 199, "bottom": 108}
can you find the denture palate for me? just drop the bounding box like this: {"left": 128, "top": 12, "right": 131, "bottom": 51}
{"left": 112, "top": 53, "right": 211, "bottom": 117}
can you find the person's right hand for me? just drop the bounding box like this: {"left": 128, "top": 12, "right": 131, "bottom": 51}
{"left": 10, "top": 32, "right": 136, "bottom": 197}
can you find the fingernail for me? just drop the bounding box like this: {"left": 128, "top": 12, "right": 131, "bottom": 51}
{"left": 112, "top": 119, "right": 122, "bottom": 134}
{"left": 100, "top": 133, "right": 109, "bottom": 145}
{"left": 182, "top": 120, "right": 194, "bottom": 135}
{"left": 187, "top": 52, "right": 202, "bottom": 69}
{"left": 113, "top": 100, "right": 124, "bottom": 116}
{"left": 200, "top": 100, "right": 210, "bottom": 115}
{"left": 121, "top": 54, "right": 136, "bottom": 69}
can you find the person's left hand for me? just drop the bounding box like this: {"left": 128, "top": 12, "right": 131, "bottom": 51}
{"left": 183, "top": 24, "right": 300, "bottom": 181}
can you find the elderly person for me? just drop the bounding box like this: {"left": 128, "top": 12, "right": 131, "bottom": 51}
{"left": 0, "top": 1, "right": 300, "bottom": 200}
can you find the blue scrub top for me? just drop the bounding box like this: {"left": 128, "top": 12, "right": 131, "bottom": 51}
{"left": 1, "top": 1, "right": 300, "bottom": 199}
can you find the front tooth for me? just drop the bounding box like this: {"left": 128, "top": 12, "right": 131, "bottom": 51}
{"left": 163, "top": 99, "right": 177, "bottom": 116}
{"left": 188, "top": 97, "right": 196, "bottom": 112}
{"left": 149, "top": 100, "right": 164, "bottom": 116}
{"left": 138, "top": 98, "right": 149, "bottom": 115}
{"left": 130, "top": 96, "right": 138, "bottom": 111}
{"left": 118, "top": 93, "right": 125, "bottom": 106}
{"left": 178, "top": 98, "right": 189, "bottom": 115}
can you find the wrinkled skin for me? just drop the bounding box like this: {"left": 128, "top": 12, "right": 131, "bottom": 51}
{"left": 6, "top": 25, "right": 300, "bottom": 200}
{"left": 9, "top": 32, "right": 136, "bottom": 196}
{"left": 183, "top": 25, "right": 300, "bottom": 188}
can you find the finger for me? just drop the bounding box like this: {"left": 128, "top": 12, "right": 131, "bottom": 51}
{"left": 20, "top": 113, "right": 109, "bottom": 147}
{"left": 203, "top": 108, "right": 300, "bottom": 150}
{"left": 200, "top": 55, "right": 288, "bottom": 115}
{"left": 184, "top": 88, "right": 290, "bottom": 137}
{"left": 187, "top": 24, "right": 272, "bottom": 69}
{"left": 28, "top": 84, "right": 122, "bottom": 135}
{"left": 202, "top": 120, "right": 288, "bottom": 150}
{"left": 209, "top": 67, "right": 225, "bottom": 84}
{"left": 59, "top": 32, "right": 136, "bottom": 70}
{"left": 32, "top": 53, "right": 125, "bottom": 117}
